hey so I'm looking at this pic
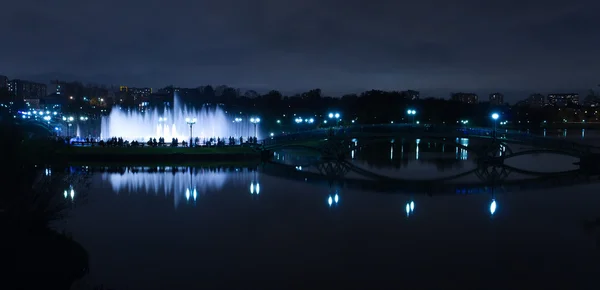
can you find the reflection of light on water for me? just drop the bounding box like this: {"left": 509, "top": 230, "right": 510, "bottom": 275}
{"left": 543, "top": 129, "right": 546, "bottom": 137}
{"left": 582, "top": 129, "right": 585, "bottom": 138}
{"left": 102, "top": 168, "right": 255, "bottom": 207}
{"left": 415, "top": 139, "right": 420, "bottom": 160}
{"left": 490, "top": 199, "right": 497, "bottom": 215}
{"left": 250, "top": 182, "right": 260, "bottom": 194}
{"left": 390, "top": 144, "right": 394, "bottom": 160}
{"left": 328, "top": 193, "right": 340, "bottom": 207}
{"left": 64, "top": 188, "right": 76, "bottom": 200}
{"left": 406, "top": 200, "right": 415, "bottom": 217}
{"left": 459, "top": 138, "right": 468, "bottom": 160}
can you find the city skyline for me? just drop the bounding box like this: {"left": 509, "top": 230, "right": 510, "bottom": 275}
{"left": 1, "top": 72, "right": 594, "bottom": 104}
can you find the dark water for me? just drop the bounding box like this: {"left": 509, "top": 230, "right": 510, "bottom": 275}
{"left": 60, "top": 138, "right": 600, "bottom": 289}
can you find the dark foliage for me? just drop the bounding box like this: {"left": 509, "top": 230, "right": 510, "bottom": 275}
{"left": 0, "top": 117, "right": 90, "bottom": 290}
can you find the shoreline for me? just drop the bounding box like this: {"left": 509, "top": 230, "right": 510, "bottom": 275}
{"left": 55, "top": 146, "right": 266, "bottom": 164}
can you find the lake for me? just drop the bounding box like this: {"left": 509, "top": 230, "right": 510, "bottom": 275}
{"left": 59, "top": 137, "right": 600, "bottom": 289}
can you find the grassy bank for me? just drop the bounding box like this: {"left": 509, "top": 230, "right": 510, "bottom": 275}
{"left": 59, "top": 145, "right": 258, "bottom": 155}
{"left": 56, "top": 145, "right": 264, "bottom": 163}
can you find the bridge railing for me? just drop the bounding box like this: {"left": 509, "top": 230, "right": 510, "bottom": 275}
{"left": 264, "top": 124, "right": 599, "bottom": 153}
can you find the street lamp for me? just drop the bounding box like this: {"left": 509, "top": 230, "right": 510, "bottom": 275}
{"left": 407, "top": 109, "right": 417, "bottom": 124}
{"left": 491, "top": 113, "right": 499, "bottom": 138}
{"left": 250, "top": 117, "right": 260, "bottom": 139}
{"left": 328, "top": 112, "right": 341, "bottom": 126}
{"left": 43, "top": 115, "right": 51, "bottom": 128}
{"left": 186, "top": 117, "right": 197, "bottom": 147}
{"left": 64, "top": 116, "right": 74, "bottom": 137}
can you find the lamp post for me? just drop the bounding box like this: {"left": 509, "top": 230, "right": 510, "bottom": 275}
{"left": 234, "top": 118, "right": 242, "bottom": 139}
{"left": 407, "top": 109, "right": 416, "bottom": 124}
{"left": 491, "top": 113, "right": 499, "bottom": 139}
{"left": 328, "top": 112, "right": 341, "bottom": 126}
{"left": 64, "top": 116, "right": 74, "bottom": 137}
{"left": 186, "top": 117, "right": 197, "bottom": 147}
{"left": 250, "top": 117, "right": 260, "bottom": 139}
{"left": 79, "top": 116, "right": 89, "bottom": 138}
{"left": 461, "top": 119, "right": 469, "bottom": 130}
{"left": 43, "top": 115, "right": 51, "bottom": 129}
{"left": 295, "top": 117, "right": 303, "bottom": 132}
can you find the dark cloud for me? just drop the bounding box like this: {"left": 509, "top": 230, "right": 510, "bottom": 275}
{"left": 1, "top": 0, "right": 599, "bottom": 98}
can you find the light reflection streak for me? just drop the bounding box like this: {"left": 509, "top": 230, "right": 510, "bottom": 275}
{"left": 459, "top": 138, "right": 468, "bottom": 160}
{"left": 406, "top": 200, "right": 415, "bottom": 217}
{"left": 101, "top": 167, "right": 256, "bottom": 208}
{"left": 328, "top": 193, "right": 340, "bottom": 207}
{"left": 415, "top": 139, "right": 420, "bottom": 160}
{"left": 490, "top": 199, "right": 497, "bottom": 215}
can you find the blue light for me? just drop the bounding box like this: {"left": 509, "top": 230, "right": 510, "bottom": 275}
{"left": 490, "top": 199, "right": 497, "bottom": 215}
{"left": 491, "top": 113, "right": 499, "bottom": 120}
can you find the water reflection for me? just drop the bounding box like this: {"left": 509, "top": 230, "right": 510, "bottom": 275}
{"left": 455, "top": 138, "right": 469, "bottom": 160}
{"left": 327, "top": 193, "right": 340, "bottom": 207}
{"left": 100, "top": 167, "right": 258, "bottom": 208}
{"left": 489, "top": 199, "right": 497, "bottom": 216}
{"left": 64, "top": 187, "right": 76, "bottom": 200}
{"left": 415, "top": 138, "right": 420, "bottom": 160}
{"left": 406, "top": 200, "right": 415, "bottom": 217}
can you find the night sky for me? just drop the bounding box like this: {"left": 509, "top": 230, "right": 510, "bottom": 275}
{"left": 2, "top": 0, "right": 599, "bottom": 99}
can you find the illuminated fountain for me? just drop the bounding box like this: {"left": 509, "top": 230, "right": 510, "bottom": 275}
{"left": 101, "top": 167, "right": 258, "bottom": 208}
{"left": 100, "top": 93, "right": 256, "bottom": 141}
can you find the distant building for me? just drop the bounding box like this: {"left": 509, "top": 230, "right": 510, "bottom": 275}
{"left": 489, "top": 93, "right": 504, "bottom": 105}
{"left": 8, "top": 79, "right": 47, "bottom": 99}
{"left": 401, "top": 90, "right": 420, "bottom": 100}
{"left": 120, "top": 86, "right": 152, "bottom": 101}
{"left": 451, "top": 93, "right": 478, "bottom": 104}
{"left": 547, "top": 93, "right": 579, "bottom": 107}
{"left": 24, "top": 98, "right": 41, "bottom": 109}
{"left": 41, "top": 93, "right": 67, "bottom": 112}
{"left": 0, "top": 75, "right": 8, "bottom": 89}
{"left": 528, "top": 94, "right": 545, "bottom": 108}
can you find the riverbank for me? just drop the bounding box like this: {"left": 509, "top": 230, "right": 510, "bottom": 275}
{"left": 57, "top": 146, "right": 264, "bottom": 163}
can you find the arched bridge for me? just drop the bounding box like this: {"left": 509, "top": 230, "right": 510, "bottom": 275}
{"left": 261, "top": 158, "right": 599, "bottom": 196}
{"left": 262, "top": 124, "right": 600, "bottom": 166}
